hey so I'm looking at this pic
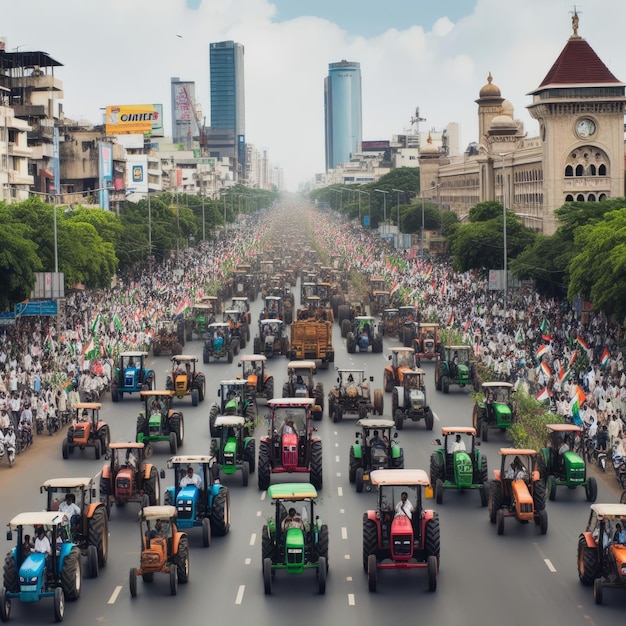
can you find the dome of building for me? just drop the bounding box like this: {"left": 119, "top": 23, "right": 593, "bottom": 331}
{"left": 479, "top": 72, "right": 501, "bottom": 97}
{"left": 419, "top": 135, "right": 439, "bottom": 155}
{"left": 490, "top": 114, "right": 517, "bottom": 130}
{"left": 501, "top": 99, "right": 514, "bottom": 116}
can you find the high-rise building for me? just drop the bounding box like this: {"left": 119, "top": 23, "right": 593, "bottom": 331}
{"left": 209, "top": 41, "right": 246, "bottom": 178}
{"left": 171, "top": 77, "right": 200, "bottom": 146}
{"left": 324, "top": 60, "right": 362, "bottom": 171}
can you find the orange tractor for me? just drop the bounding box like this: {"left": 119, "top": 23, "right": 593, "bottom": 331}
{"left": 383, "top": 347, "right": 417, "bottom": 392}
{"left": 62, "top": 402, "right": 110, "bottom": 460}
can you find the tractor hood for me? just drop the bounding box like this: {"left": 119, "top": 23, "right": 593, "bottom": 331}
{"left": 213, "top": 336, "right": 224, "bottom": 351}
{"left": 225, "top": 398, "right": 240, "bottom": 413}
{"left": 453, "top": 451, "right": 474, "bottom": 487}
{"left": 123, "top": 368, "right": 138, "bottom": 387}
{"left": 20, "top": 552, "right": 46, "bottom": 581}
{"left": 493, "top": 403, "right": 512, "bottom": 422}
{"left": 285, "top": 527, "right": 305, "bottom": 572}
{"left": 175, "top": 484, "right": 200, "bottom": 520}
{"left": 408, "top": 388, "right": 425, "bottom": 408}
{"left": 222, "top": 437, "right": 237, "bottom": 467}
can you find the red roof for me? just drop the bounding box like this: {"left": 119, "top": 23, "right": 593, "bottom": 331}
{"left": 538, "top": 37, "right": 621, "bottom": 88}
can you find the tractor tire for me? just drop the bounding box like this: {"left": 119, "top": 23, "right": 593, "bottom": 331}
{"left": 394, "top": 409, "right": 404, "bottom": 431}
{"left": 403, "top": 326, "right": 415, "bottom": 347}
{"left": 315, "top": 524, "right": 329, "bottom": 566}
{"left": 392, "top": 451, "right": 405, "bottom": 469}
{"left": 577, "top": 534, "right": 599, "bottom": 585}
{"left": 427, "top": 555, "right": 438, "bottom": 592}
{"left": 586, "top": 477, "right": 598, "bottom": 502}
{"left": 356, "top": 468, "right": 364, "bottom": 493}
{"left": 202, "top": 518, "right": 211, "bottom": 548}
{"left": 338, "top": 304, "right": 350, "bottom": 326}
{"left": 435, "top": 478, "right": 444, "bottom": 504}
{"left": 346, "top": 333, "right": 356, "bottom": 354}
{"left": 425, "top": 408, "right": 434, "bottom": 431}
{"left": 537, "top": 508, "right": 548, "bottom": 535}
{"left": 430, "top": 455, "right": 444, "bottom": 486}
{"left": 54, "top": 587, "right": 64, "bottom": 621}
{"left": 0, "top": 587, "right": 10, "bottom": 622}
{"left": 472, "top": 404, "right": 482, "bottom": 431}
{"left": 362, "top": 518, "right": 379, "bottom": 572}
{"left": 170, "top": 414, "right": 184, "bottom": 446}
{"left": 111, "top": 387, "right": 120, "bottom": 403}
{"left": 87, "top": 544, "right": 99, "bottom": 579}
{"left": 265, "top": 377, "right": 274, "bottom": 401}
{"left": 244, "top": 439, "right": 256, "bottom": 473}
{"left": 209, "top": 404, "right": 220, "bottom": 438}
{"left": 373, "top": 389, "right": 384, "bottom": 415}
{"left": 144, "top": 467, "right": 160, "bottom": 506}
{"left": 174, "top": 536, "right": 190, "bottom": 583}
{"left": 533, "top": 479, "right": 546, "bottom": 511}
{"left": 547, "top": 475, "right": 557, "bottom": 501}
{"left": 100, "top": 425, "right": 111, "bottom": 454}
{"left": 372, "top": 336, "right": 383, "bottom": 353}
{"left": 481, "top": 419, "right": 489, "bottom": 442}
{"left": 61, "top": 546, "right": 82, "bottom": 600}
{"left": 261, "top": 525, "right": 275, "bottom": 561}
{"left": 341, "top": 319, "right": 352, "bottom": 338}
{"left": 153, "top": 344, "right": 161, "bottom": 357}
{"left": 210, "top": 487, "right": 230, "bottom": 536}
{"left": 358, "top": 404, "right": 368, "bottom": 420}
{"left": 435, "top": 364, "right": 442, "bottom": 390}
{"left": 496, "top": 508, "right": 505, "bottom": 535}
{"left": 480, "top": 455, "right": 488, "bottom": 483}
{"left": 442, "top": 376, "right": 450, "bottom": 394}
{"left": 227, "top": 349, "right": 234, "bottom": 364}
{"left": 192, "top": 389, "right": 199, "bottom": 407}
{"left": 3, "top": 553, "right": 18, "bottom": 592}
{"left": 136, "top": 415, "right": 149, "bottom": 439}
{"left": 99, "top": 476, "right": 111, "bottom": 518}
{"left": 489, "top": 480, "right": 503, "bottom": 524}
{"left": 94, "top": 439, "right": 102, "bottom": 460}
{"left": 310, "top": 440, "right": 323, "bottom": 490}
{"left": 244, "top": 405, "right": 257, "bottom": 436}
{"left": 239, "top": 333, "right": 246, "bottom": 350}
{"left": 384, "top": 370, "right": 393, "bottom": 393}
{"left": 479, "top": 483, "right": 488, "bottom": 507}
{"left": 88, "top": 505, "right": 109, "bottom": 567}
{"left": 254, "top": 338, "right": 261, "bottom": 353}
{"left": 62, "top": 438, "right": 70, "bottom": 459}
{"left": 172, "top": 342, "right": 183, "bottom": 356}
{"left": 242, "top": 461, "right": 250, "bottom": 486}
{"left": 391, "top": 388, "right": 399, "bottom": 415}
{"left": 258, "top": 441, "right": 271, "bottom": 491}
{"left": 333, "top": 405, "right": 343, "bottom": 423}
{"left": 349, "top": 447, "right": 360, "bottom": 483}
{"left": 169, "top": 432, "right": 178, "bottom": 455}
{"left": 263, "top": 557, "right": 273, "bottom": 595}
{"left": 203, "top": 348, "right": 210, "bottom": 364}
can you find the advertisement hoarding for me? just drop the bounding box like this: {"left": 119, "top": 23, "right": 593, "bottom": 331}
{"left": 98, "top": 141, "right": 112, "bottom": 211}
{"left": 105, "top": 104, "right": 160, "bottom": 135}
{"left": 125, "top": 154, "right": 148, "bottom": 194}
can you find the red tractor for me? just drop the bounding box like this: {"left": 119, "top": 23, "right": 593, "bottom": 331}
{"left": 62, "top": 402, "right": 111, "bottom": 460}
{"left": 257, "top": 398, "right": 323, "bottom": 491}
{"left": 363, "top": 469, "right": 439, "bottom": 592}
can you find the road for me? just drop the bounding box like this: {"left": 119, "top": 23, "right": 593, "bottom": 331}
{"left": 1, "top": 283, "right": 625, "bottom": 624}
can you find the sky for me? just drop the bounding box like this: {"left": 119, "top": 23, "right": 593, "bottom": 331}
{"left": 5, "top": 0, "right": 626, "bottom": 191}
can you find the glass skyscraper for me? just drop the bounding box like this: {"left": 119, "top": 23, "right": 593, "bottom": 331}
{"left": 324, "top": 60, "right": 362, "bottom": 171}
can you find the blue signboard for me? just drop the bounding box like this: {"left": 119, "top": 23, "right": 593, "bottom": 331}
{"left": 14, "top": 301, "right": 58, "bottom": 317}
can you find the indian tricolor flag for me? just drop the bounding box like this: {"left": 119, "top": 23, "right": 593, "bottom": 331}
{"left": 601, "top": 347, "right": 611, "bottom": 370}
{"left": 569, "top": 385, "right": 587, "bottom": 426}
{"left": 390, "top": 279, "right": 400, "bottom": 297}
{"left": 539, "top": 361, "right": 552, "bottom": 378}
{"left": 536, "top": 344, "right": 548, "bottom": 359}
{"left": 577, "top": 335, "right": 590, "bottom": 351}
{"left": 568, "top": 350, "right": 579, "bottom": 368}
{"left": 559, "top": 367, "right": 572, "bottom": 385}
{"left": 535, "top": 387, "right": 551, "bottom": 403}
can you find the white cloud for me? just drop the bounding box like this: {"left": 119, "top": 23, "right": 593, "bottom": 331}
{"left": 4, "top": 0, "right": 626, "bottom": 190}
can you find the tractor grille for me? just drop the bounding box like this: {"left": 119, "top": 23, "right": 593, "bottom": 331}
{"left": 283, "top": 445, "right": 298, "bottom": 469}
{"left": 74, "top": 426, "right": 86, "bottom": 439}
{"left": 124, "top": 372, "right": 136, "bottom": 386}
{"left": 177, "top": 498, "right": 194, "bottom": 519}
{"left": 519, "top": 503, "right": 533, "bottom": 514}
{"left": 142, "top": 550, "right": 162, "bottom": 566}
{"left": 287, "top": 548, "right": 303, "bottom": 565}
{"left": 392, "top": 534, "right": 413, "bottom": 557}
{"left": 223, "top": 452, "right": 235, "bottom": 466}
{"left": 116, "top": 477, "right": 132, "bottom": 496}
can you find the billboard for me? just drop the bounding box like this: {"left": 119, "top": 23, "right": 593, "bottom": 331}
{"left": 125, "top": 154, "right": 148, "bottom": 194}
{"left": 98, "top": 141, "right": 112, "bottom": 211}
{"left": 151, "top": 104, "right": 164, "bottom": 137}
{"left": 362, "top": 140, "right": 390, "bottom": 151}
{"left": 105, "top": 104, "right": 160, "bottom": 135}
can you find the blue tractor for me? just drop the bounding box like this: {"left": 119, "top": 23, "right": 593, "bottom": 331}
{"left": 346, "top": 316, "right": 383, "bottom": 354}
{"left": 162, "top": 455, "right": 231, "bottom": 548}
{"left": 1, "top": 511, "right": 83, "bottom": 623}
{"left": 111, "top": 351, "right": 155, "bottom": 402}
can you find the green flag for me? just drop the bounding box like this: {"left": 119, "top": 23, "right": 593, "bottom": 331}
{"left": 113, "top": 313, "right": 123, "bottom": 331}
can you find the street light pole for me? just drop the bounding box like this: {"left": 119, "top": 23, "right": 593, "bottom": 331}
{"left": 499, "top": 152, "right": 513, "bottom": 317}
{"left": 53, "top": 193, "right": 59, "bottom": 273}
{"left": 391, "top": 189, "right": 404, "bottom": 235}
{"left": 374, "top": 189, "right": 389, "bottom": 223}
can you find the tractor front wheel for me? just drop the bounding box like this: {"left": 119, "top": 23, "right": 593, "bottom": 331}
{"left": 586, "top": 477, "right": 598, "bottom": 502}
{"left": 362, "top": 518, "right": 378, "bottom": 572}
{"left": 175, "top": 536, "right": 190, "bottom": 583}
{"left": 427, "top": 555, "right": 438, "bottom": 592}
{"left": 263, "top": 558, "right": 273, "bottom": 595}
{"left": 367, "top": 554, "right": 377, "bottom": 592}
{"left": 578, "top": 534, "right": 599, "bottom": 585}
{"left": 61, "top": 546, "right": 82, "bottom": 600}
{"left": 258, "top": 441, "right": 271, "bottom": 491}
{"left": 355, "top": 468, "right": 364, "bottom": 493}
{"left": 310, "top": 441, "right": 323, "bottom": 490}
{"left": 0, "top": 587, "right": 11, "bottom": 622}
{"left": 129, "top": 568, "right": 138, "bottom": 597}
{"left": 489, "top": 481, "right": 503, "bottom": 524}
{"left": 202, "top": 518, "right": 211, "bottom": 547}
{"left": 210, "top": 487, "right": 230, "bottom": 536}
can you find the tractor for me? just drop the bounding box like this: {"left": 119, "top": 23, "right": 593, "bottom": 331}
{"left": 111, "top": 351, "right": 155, "bottom": 402}
{"left": 254, "top": 319, "right": 289, "bottom": 357}
{"left": 261, "top": 483, "right": 328, "bottom": 595}
{"left": 224, "top": 308, "right": 249, "bottom": 350}
{"left": 136, "top": 390, "right": 184, "bottom": 456}
{"left": 363, "top": 469, "right": 439, "bottom": 592}
{"left": 62, "top": 402, "right": 110, "bottom": 460}
{"left": 540, "top": 424, "right": 597, "bottom": 502}
{"left": 435, "top": 344, "right": 477, "bottom": 393}
{"left": 239, "top": 354, "right": 274, "bottom": 403}
{"left": 383, "top": 347, "right": 416, "bottom": 392}
{"left": 210, "top": 415, "right": 256, "bottom": 486}
{"left": 405, "top": 322, "right": 440, "bottom": 362}
{"left": 162, "top": 455, "right": 231, "bottom": 544}
{"left": 430, "top": 427, "right": 488, "bottom": 506}
{"left": 349, "top": 418, "right": 404, "bottom": 492}
{"left": 128, "top": 505, "right": 189, "bottom": 597}
{"left": 379, "top": 308, "right": 400, "bottom": 338}
{"left": 185, "top": 300, "right": 217, "bottom": 340}
{"left": 230, "top": 296, "right": 252, "bottom": 326}
{"left": 203, "top": 322, "right": 236, "bottom": 364}
{"left": 472, "top": 382, "right": 515, "bottom": 441}
{"left": 488, "top": 448, "right": 547, "bottom": 535}
{"left": 165, "top": 355, "right": 206, "bottom": 406}
{"left": 328, "top": 369, "right": 384, "bottom": 422}
{"left": 369, "top": 287, "right": 389, "bottom": 316}
{"left": 151, "top": 318, "right": 185, "bottom": 356}
{"left": 261, "top": 295, "right": 290, "bottom": 324}
{"left": 99, "top": 442, "right": 160, "bottom": 516}
{"left": 282, "top": 360, "right": 324, "bottom": 419}
{"left": 577, "top": 503, "right": 626, "bottom": 604}
{"left": 257, "top": 398, "right": 323, "bottom": 491}
{"left": 208, "top": 379, "right": 257, "bottom": 437}
{"left": 1, "top": 512, "right": 82, "bottom": 623}
{"left": 397, "top": 306, "right": 417, "bottom": 343}
{"left": 41, "top": 477, "right": 108, "bottom": 578}
{"left": 391, "top": 369, "right": 434, "bottom": 431}
{"left": 337, "top": 300, "right": 366, "bottom": 336}
{"left": 346, "top": 316, "right": 383, "bottom": 354}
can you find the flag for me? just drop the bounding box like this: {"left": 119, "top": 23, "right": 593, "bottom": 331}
{"left": 540, "top": 318, "right": 549, "bottom": 334}
{"left": 390, "top": 279, "right": 400, "bottom": 297}
{"left": 90, "top": 313, "right": 101, "bottom": 334}
{"left": 569, "top": 385, "right": 587, "bottom": 426}
{"left": 539, "top": 361, "right": 552, "bottom": 378}
{"left": 448, "top": 311, "right": 454, "bottom": 326}
{"left": 568, "top": 350, "right": 579, "bottom": 368}
{"left": 554, "top": 359, "right": 562, "bottom": 378}
{"left": 542, "top": 332, "right": 554, "bottom": 343}
{"left": 464, "top": 319, "right": 472, "bottom": 334}
{"left": 440, "top": 275, "right": 447, "bottom": 295}
{"left": 535, "top": 387, "right": 551, "bottom": 403}
{"left": 577, "top": 335, "right": 589, "bottom": 351}
{"left": 113, "top": 313, "right": 123, "bottom": 331}
{"left": 559, "top": 368, "right": 572, "bottom": 385}
{"left": 515, "top": 326, "right": 524, "bottom": 344}
{"left": 82, "top": 338, "right": 99, "bottom": 360}
{"left": 536, "top": 344, "right": 548, "bottom": 359}
{"left": 600, "top": 346, "right": 611, "bottom": 370}
{"left": 175, "top": 299, "right": 190, "bottom": 317}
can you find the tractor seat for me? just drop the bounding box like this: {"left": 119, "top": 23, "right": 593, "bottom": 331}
{"left": 50, "top": 499, "right": 61, "bottom": 512}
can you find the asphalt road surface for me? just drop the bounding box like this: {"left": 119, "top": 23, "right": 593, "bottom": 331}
{"left": 1, "top": 283, "right": 624, "bottom": 625}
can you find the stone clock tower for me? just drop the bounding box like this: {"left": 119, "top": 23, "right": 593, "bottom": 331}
{"left": 527, "top": 11, "right": 626, "bottom": 234}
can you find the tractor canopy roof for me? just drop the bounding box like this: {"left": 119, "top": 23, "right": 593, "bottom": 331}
{"left": 192, "top": 303, "right": 215, "bottom": 310}
{"left": 390, "top": 347, "right": 415, "bottom": 354}
{"left": 288, "top": 360, "right": 317, "bottom": 372}
{"left": 214, "top": 415, "right": 246, "bottom": 428}
{"left": 267, "top": 483, "right": 317, "bottom": 501}
{"left": 74, "top": 402, "right": 102, "bottom": 411}
{"left": 441, "top": 426, "right": 477, "bottom": 436}
{"left": 41, "top": 477, "right": 94, "bottom": 490}
{"left": 172, "top": 355, "right": 198, "bottom": 363}
{"left": 383, "top": 308, "right": 399, "bottom": 314}
{"left": 546, "top": 423, "right": 581, "bottom": 433}
{"left": 120, "top": 351, "right": 148, "bottom": 358}
{"left": 232, "top": 296, "right": 249, "bottom": 302}
{"left": 370, "top": 469, "right": 430, "bottom": 487}
{"left": 590, "top": 504, "right": 626, "bottom": 520}
{"left": 220, "top": 379, "right": 247, "bottom": 388}
{"left": 499, "top": 447, "right": 536, "bottom": 456}
{"left": 260, "top": 319, "right": 283, "bottom": 327}
{"left": 481, "top": 381, "right": 514, "bottom": 389}
{"left": 209, "top": 322, "right": 231, "bottom": 330}
{"left": 265, "top": 295, "right": 281, "bottom": 301}
{"left": 109, "top": 442, "right": 144, "bottom": 450}
{"left": 167, "top": 454, "right": 214, "bottom": 468}
{"left": 10, "top": 511, "right": 69, "bottom": 529}
{"left": 268, "top": 398, "right": 315, "bottom": 409}
{"left": 355, "top": 316, "right": 375, "bottom": 323}
{"left": 356, "top": 418, "right": 395, "bottom": 429}
{"left": 139, "top": 505, "right": 177, "bottom": 522}
{"left": 240, "top": 354, "right": 267, "bottom": 362}
{"left": 445, "top": 345, "right": 471, "bottom": 351}
{"left": 140, "top": 390, "right": 175, "bottom": 398}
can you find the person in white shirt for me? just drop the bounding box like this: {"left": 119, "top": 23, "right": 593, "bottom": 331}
{"left": 452, "top": 434, "right": 466, "bottom": 453}
{"left": 282, "top": 507, "right": 304, "bottom": 531}
{"left": 59, "top": 494, "right": 82, "bottom": 518}
{"left": 395, "top": 491, "right": 414, "bottom": 519}
{"left": 33, "top": 527, "right": 51, "bottom": 555}
{"left": 179, "top": 466, "right": 202, "bottom": 488}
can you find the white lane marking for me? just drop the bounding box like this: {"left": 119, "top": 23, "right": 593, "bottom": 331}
{"left": 256, "top": 511, "right": 262, "bottom": 517}
{"left": 544, "top": 559, "right": 557, "bottom": 572}
{"left": 336, "top": 472, "right": 341, "bottom": 477}
{"left": 348, "top": 593, "right": 355, "bottom": 606}
{"left": 250, "top": 533, "right": 256, "bottom": 546}
{"left": 245, "top": 558, "right": 251, "bottom": 565}
{"left": 108, "top": 585, "right": 122, "bottom": 604}
{"left": 235, "top": 585, "right": 245, "bottom": 604}
{"left": 334, "top": 431, "right": 338, "bottom": 436}
{"left": 260, "top": 491, "right": 266, "bottom": 501}
{"left": 345, "top": 554, "right": 350, "bottom": 559}
{"left": 341, "top": 527, "right": 347, "bottom": 540}
{"left": 433, "top": 411, "right": 440, "bottom": 422}
{"left": 338, "top": 487, "right": 343, "bottom": 497}
{"left": 335, "top": 455, "right": 340, "bottom": 463}
{"left": 335, "top": 442, "right": 339, "bottom": 448}
{"left": 340, "top": 508, "right": 345, "bottom": 514}
{"left": 346, "top": 576, "right": 352, "bottom": 582}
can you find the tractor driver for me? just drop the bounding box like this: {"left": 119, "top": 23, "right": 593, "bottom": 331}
{"left": 59, "top": 494, "right": 82, "bottom": 531}
{"left": 395, "top": 492, "right": 415, "bottom": 519}
{"left": 451, "top": 351, "right": 459, "bottom": 378}
{"left": 180, "top": 466, "right": 202, "bottom": 489}
{"left": 370, "top": 430, "right": 385, "bottom": 448}
{"left": 150, "top": 519, "right": 169, "bottom": 539}
{"left": 282, "top": 507, "right": 304, "bottom": 531}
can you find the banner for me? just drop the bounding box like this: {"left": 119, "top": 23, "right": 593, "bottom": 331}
{"left": 106, "top": 104, "right": 159, "bottom": 135}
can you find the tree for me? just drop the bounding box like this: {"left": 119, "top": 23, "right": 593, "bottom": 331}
{"left": 401, "top": 201, "right": 440, "bottom": 233}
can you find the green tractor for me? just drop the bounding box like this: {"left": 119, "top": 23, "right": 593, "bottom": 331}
{"left": 434, "top": 345, "right": 477, "bottom": 394}
{"left": 208, "top": 380, "right": 257, "bottom": 438}
{"left": 261, "top": 483, "right": 328, "bottom": 595}
{"left": 210, "top": 415, "right": 256, "bottom": 487}
{"left": 472, "top": 382, "right": 515, "bottom": 441}
{"left": 429, "top": 427, "right": 488, "bottom": 506}
{"left": 136, "top": 390, "right": 184, "bottom": 456}
{"left": 540, "top": 424, "right": 597, "bottom": 502}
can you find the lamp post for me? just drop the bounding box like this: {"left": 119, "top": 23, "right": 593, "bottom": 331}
{"left": 374, "top": 189, "right": 389, "bottom": 224}
{"left": 391, "top": 188, "right": 404, "bottom": 234}
{"left": 499, "top": 152, "right": 513, "bottom": 317}
{"left": 356, "top": 190, "right": 370, "bottom": 228}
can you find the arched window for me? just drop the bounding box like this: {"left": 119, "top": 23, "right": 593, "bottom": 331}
{"left": 599, "top": 164, "right": 607, "bottom": 176}
{"left": 599, "top": 193, "right": 608, "bottom": 201}
{"left": 565, "top": 165, "right": 574, "bottom": 177}
{"left": 575, "top": 165, "right": 584, "bottom": 177}
{"left": 565, "top": 194, "right": 574, "bottom": 202}
{"left": 588, "top": 194, "right": 596, "bottom": 202}
{"left": 589, "top": 165, "right": 596, "bottom": 176}
{"left": 576, "top": 194, "right": 585, "bottom": 202}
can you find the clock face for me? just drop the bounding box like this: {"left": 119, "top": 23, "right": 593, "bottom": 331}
{"left": 576, "top": 118, "right": 596, "bottom": 139}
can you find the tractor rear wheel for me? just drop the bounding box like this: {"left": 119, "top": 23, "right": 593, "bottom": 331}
{"left": 209, "top": 404, "right": 220, "bottom": 438}
{"left": 99, "top": 476, "right": 111, "bottom": 519}
{"left": 170, "top": 414, "right": 184, "bottom": 446}
{"left": 258, "top": 441, "right": 271, "bottom": 491}
{"left": 341, "top": 319, "right": 352, "bottom": 338}
{"left": 87, "top": 544, "right": 99, "bottom": 579}
{"left": 242, "top": 461, "right": 249, "bottom": 487}
{"left": 88, "top": 505, "right": 108, "bottom": 567}
{"left": 0, "top": 587, "right": 10, "bottom": 622}
{"left": 136, "top": 416, "right": 149, "bottom": 439}
{"left": 315, "top": 525, "right": 329, "bottom": 565}
{"left": 244, "top": 439, "right": 256, "bottom": 473}
{"left": 265, "top": 377, "right": 274, "bottom": 401}
{"left": 3, "top": 553, "right": 18, "bottom": 592}
{"left": 261, "top": 525, "right": 275, "bottom": 561}
{"left": 367, "top": 554, "right": 377, "bottom": 592}
{"left": 425, "top": 408, "right": 434, "bottom": 431}
{"left": 356, "top": 468, "right": 364, "bottom": 493}
{"left": 430, "top": 454, "right": 443, "bottom": 486}
{"left": 489, "top": 480, "right": 503, "bottom": 524}
{"left": 362, "top": 518, "right": 378, "bottom": 572}
{"left": 210, "top": 487, "right": 230, "bottom": 536}
{"left": 442, "top": 376, "right": 450, "bottom": 394}
{"left": 373, "top": 389, "right": 384, "bottom": 415}
{"left": 144, "top": 467, "right": 160, "bottom": 506}
{"left": 578, "top": 534, "right": 599, "bottom": 585}
{"left": 533, "top": 479, "right": 546, "bottom": 511}
{"left": 192, "top": 389, "right": 199, "bottom": 407}
{"left": 349, "top": 447, "right": 360, "bottom": 484}
{"left": 310, "top": 441, "right": 323, "bottom": 490}
{"left": 547, "top": 475, "right": 557, "bottom": 501}
{"left": 586, "top": 477, "right": 598, "bottom": 502}
{"left": 424, "top": 513, "right": 441, "bottom": 564}
{"left": 61, "top": 546, "right": 82, "bottom": 600}
{"left": 174, "top": 536, "right": 190, "bottom": 583}
{"left": 479, "top": 455, "right": 488, "bottom": 483}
